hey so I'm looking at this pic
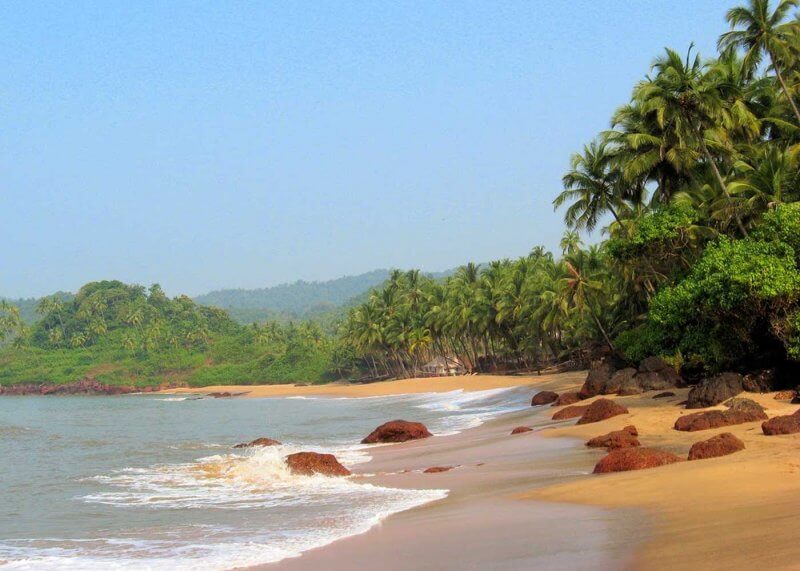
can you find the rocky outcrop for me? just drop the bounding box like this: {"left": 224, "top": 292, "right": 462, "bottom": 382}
{"left": 208, "top": 392, "right": 233, "bottom": 398}
{"left": 674, "top": 406, "right": 767, "bottom": 432}
{"left": 552, "top": 392, "right": 581, "bottom": 407}
{"left": 593, "top": 447, "right": 683, "bottom": 473}
{"left": 510, "top": 426, "right": 533, "bottom": 435}
{"left": 579, "top": 361, "right": 617, "bottom": 399}
{"left": 742, "top": 369, "right": 776, "bottom": 393}
{"left": 586, "top": 426, "right": 639, "bottom": 449}
{"left": 762, "top": 410, "right": 800, "bottom": 435}
{"left": 653, "top": 391, "right": 676, "bottom": 399}
{"left": 0, "top": 378, "right": 140, "bottom": 395}
{"left": 688, "top": 433, "right": 745, "bottom": 460}
{"left": 531, "top": 391, "right": 558, "bottom": 406}
{"left": 361, "top": 420, "right": 432, "bottom": 444}
{"left": 234, "top": 437, "right": 282, "bottom": 448}
{"left": 579, "top": 357, "right": 682, "bottom": 399}
{"left": 286, "top": 452, "right": 351, "bottom": 476}
{"left": 686, "top": 373, "right": 744, "bottom": 409}
{"left": 552, "top": 404, "right": 590, "bottom": 421}
{"left": 576, "top": 398, "right": 629, "bottom": 425}
{"left": 605, "top": 368, "right": 637, "bottom": 394}
{"left": 423, "top": 466, "right": 453, "bottom": 473}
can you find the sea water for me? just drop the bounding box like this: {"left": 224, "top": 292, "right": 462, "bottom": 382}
{"left": 0, "top": 386, "right": 532, "bottom": 569}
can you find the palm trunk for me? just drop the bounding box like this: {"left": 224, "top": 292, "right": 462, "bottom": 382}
{"left": 770, "top": 50, "right": 800, "bottom": 125}
{"left": 697, "top": 133, "right": 748, "bottom": 237}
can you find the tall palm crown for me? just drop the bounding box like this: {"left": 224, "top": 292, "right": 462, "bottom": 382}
{"left": 553, "top": 139, "right": 634, "bottom": 232}
{"left": 718, "top": 0, "right": 800, "bottom": 122}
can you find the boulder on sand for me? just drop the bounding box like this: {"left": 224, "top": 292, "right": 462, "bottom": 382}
{"left": 742, "top": 369, "right": 776, "bottom": 393}
{"left": 552, "top": 404, "right": 590, "bottom": 421}
{"left": 551, "top": 392, "right": 581, "bottom": 407}
{"left": 724, "top": 397, "right": 766, "bottom": 416}
{"left": 762, "top": 409, "right": 800, "bottom": 435}
{"left": 653, "top": 391, "right": 676, "bottom": 399}
{"left": 593, "top": 447, "right": 683, "bottom": 473}
{"left": 773, "top": 390, "right": 796, "bottom": 401}
{"left": 579, "top": 361, "right": 617, "bottom": 399}
{"left": 511, "top": 426, "right": 533, "bottom": 435}
{"left": 586, "top": 425, "right": 640, "bottom": 449}
{"left": 604, "top": 368, "right": 637, "bottom": 395}
{"left": 531, "top": 391, "right": 558, "bottom": 406}
{"left": 286, "top": 452, "right": 351, "bottom": 476}
{"left": 576, "top": 398, "right": 629, "bottom": 425}
{"left": 361, "top": 420, "right": 432, "bottom": 444}
{"left": 233, "top": 437, "right": 282, "bottom": 448}
{"left": 688, "top": 433, "right": 745, "bottom": 460}
{"left": 617, "top": 376, "right": 644, "bottom": 396}
{"left": 686, "top": 373, "right": 744, "bottom": 409}
{"left": 674, "top": 407, "right": 767, "bottom": 432}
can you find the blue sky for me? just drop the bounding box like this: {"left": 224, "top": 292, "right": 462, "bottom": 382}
{"left": 1, "top": 1, "right": 730, "bottom": 297}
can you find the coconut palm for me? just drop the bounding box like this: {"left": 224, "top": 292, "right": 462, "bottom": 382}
{"left": 718, "top": 0, "right": 800, "bottom": 123}
{"left": 553, "top": 139, "right": 635, "bottom": 231}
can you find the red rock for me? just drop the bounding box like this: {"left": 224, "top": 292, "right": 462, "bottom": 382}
{"left": 576, "top": 398, "right": 629, "bottom": 425}
{"left": 762, "top": 410, "right": 800, "bottom": 435}
{"left": 593, "top": 447, "right": 683, "bottom": 473}
{"left": 423, "top": 466, "right": 453, "bottom": 473}
{"left": 286, "top": 452, "right": 351, "bottom": 476}
{"left": 511, "top": 426, "right": 533, "bottom": 435}
{"left": 674, "top": 408, "right": 767, "bottom": 432}
{"left": 531, "top": 391, "right": 558, "bottom": 406}
{"left": 552, "top": 404, "right": 589, "bottom": 421}
{"left": 551, "top": 392, "right": 581, "bottom": 407}
{"left": 688, "top": 433, "right": 745, "bottom": 460}
{"left": 585, "top": 425, "right": 640, "bottom": 449}
{"left": 361, "top": 420, "right": 432, "bottom": 444}
{"left": 773, "top": 391, "right": 796, "bottom": 401}
{"left": 234, "top": 437, "right": 282, "bottom": 448}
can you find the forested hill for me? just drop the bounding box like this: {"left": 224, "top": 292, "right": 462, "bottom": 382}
{"left": 194, "top": 268, "right": 457, "bottom": 324}
{"left": 1, "top": 292, "right": 73, "bottom": 325}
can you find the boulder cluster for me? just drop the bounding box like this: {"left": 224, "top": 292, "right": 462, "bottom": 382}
{"left": 579, "top": 356, "right": 683, "bottom": 399}
{"left": 674, "top": 398, "right": 768, "bottom": 432}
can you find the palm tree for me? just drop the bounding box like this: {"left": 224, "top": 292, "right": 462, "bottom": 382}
{"left": 728, "top": 144, "right": 800, "bottom": 218}
{"left": 718, "top": 0, "right": 800, "bottom": 123}
{"left": 635, "top": 46, "right": 753, "bottom": 235}
{"left": 553, "top": 139, "right": 633, "bottom": 231}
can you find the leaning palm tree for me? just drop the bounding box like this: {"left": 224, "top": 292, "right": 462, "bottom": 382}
{"left": 718, "top": 0, "right": 800, "bottom": 123}
{"left": 553, "top": 139, "right": 633, "bottom": 231}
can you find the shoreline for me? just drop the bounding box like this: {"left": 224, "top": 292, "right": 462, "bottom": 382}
{"left": 234, "top": 371, "right": 800, "bottom": 570}
{"left": 158, "top": 373, "right": 555, "bottom": 399}
{"left": 255, "top": 371, "right": 647, "bottom": 570}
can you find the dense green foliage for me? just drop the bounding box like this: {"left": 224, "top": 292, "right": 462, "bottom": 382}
{"left": 338, "top": 0, "right": 800, "bottom": 379}
{"left": 0, "top": 281, "right": 339, "bottom": 387}
{"left": 4, "top": 0, "right": 800, "bottom": 387}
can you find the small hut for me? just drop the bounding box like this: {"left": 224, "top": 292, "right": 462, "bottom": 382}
{"left": 420, "top": 356, "right": 465, "bottom": 377}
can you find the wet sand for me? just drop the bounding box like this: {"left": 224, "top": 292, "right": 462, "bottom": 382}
{"left": 223, "top": 371, "right": 800, "bottom": 570}
{"left": 252, "top": 371, "right": 647, "bottom": 570}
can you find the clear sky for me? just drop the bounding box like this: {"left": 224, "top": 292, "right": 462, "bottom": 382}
{"left": 1, "top": 1, "right": 731, "bottom": 298}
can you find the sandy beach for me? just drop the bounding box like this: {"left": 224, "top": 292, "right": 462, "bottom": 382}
{"left": 180, "top": 371, "right": 800, "bottom": 570}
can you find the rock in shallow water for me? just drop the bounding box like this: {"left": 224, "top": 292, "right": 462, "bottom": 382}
{"left": 510, "top": 426, "right": 533, "bottom": 435}
{"left": 551, "top": 391, "right": 581, "bottom": 407}
{"left": 531, "top": 391, "right": 558, "bottom": 406}
{"left": 361, "top": 420, "right": 432, "bottom": 444}
{"left": 286, "top": 452, "right": 351, "bottom": 477}
{"left": 233, "top": 437, "right": 282, "bottom": 448}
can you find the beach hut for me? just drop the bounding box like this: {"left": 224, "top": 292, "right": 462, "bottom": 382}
{"left": 421, "top": 356, "right": 465, "bottom": 376}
